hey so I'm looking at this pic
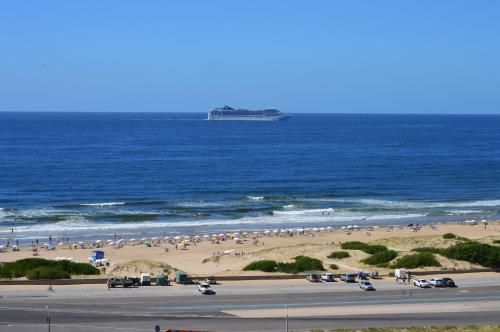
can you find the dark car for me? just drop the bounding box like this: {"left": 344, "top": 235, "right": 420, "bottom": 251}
{"left": 441, "top": 277, "right": 457, "bottom": 288}
{"left": 307, "top": 273, "right": 320, "bottom": 282}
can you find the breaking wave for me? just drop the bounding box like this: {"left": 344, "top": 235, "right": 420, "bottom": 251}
{"left": 80, "top": 202, "right": 126, "bottom": 207}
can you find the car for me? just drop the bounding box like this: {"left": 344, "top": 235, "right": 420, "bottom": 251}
{"left": 107, "top": 277, "right": 133, "bottom": 288}
{"left": 429, "top": 278, "right": 443, "bottom": 287}
{"left": 307, "top": 273, "right": 321, "bottom": 282}
{"left": 198, "top": 282, "right": 215, "bottom": 295}
{"left": 205, "top": 276, "right": 217, "bottom": 285}
{"left": 359, "top": 281, "right": 375, "bottom": 291}
{"left": 321, "top": 273, "right": 335, "bottom": 282}
{"left": 441, "top": 277, "right": 457, "bottom": 288}
{"left": 340, "top": 273, "right": 356, "bottom": 283}
{"left": 413, "top": 279, "right": 431, "bottom": 288}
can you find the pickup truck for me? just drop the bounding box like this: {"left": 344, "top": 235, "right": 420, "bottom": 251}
{"left": 107, "top": 277, "right": 133, "bottom": 288}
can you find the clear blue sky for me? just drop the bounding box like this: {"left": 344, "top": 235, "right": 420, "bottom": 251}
{"left": 1, "top": 1, "right": 499, "bottom": 113}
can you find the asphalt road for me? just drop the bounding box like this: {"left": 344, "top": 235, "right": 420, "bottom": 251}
{"left": 1, "top": 282, "right": 500, "bottom": 331}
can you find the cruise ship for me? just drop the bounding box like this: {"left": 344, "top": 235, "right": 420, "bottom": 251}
{"left": 208, "top": 106, "right": 289, "bottom": 121}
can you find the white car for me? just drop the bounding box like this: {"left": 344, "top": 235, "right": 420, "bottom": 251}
{"left": 429, "top": 278, "right": 443, "bottom": 287}
{"left": 413, "top": 279, "right": 431, "bottom": 288}
{"left": 198, "top": 282, "right": 215, "bottom": 295}
{"left": 321, "top": 273, "right": 334, "bottom": 282}
{"left": 359, "top": 281, "right": 375, "bottom": 291}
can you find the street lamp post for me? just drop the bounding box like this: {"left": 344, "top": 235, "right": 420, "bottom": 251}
{"left": 46, "top": 305, "right": 51, "bottom": 332}
{"left": 285, "top": 304, "right": 288, "bottom": 332}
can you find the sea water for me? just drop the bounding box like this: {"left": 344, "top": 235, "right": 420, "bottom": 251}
{"left": 1, "top": 112, "right": 499, "bottom": 242}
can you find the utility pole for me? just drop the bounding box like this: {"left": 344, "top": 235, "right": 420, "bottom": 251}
{"left": 285, "top": 304, "right": 288, "bottom": 332}
{"left": 46, "top": 305, "right": 51, "bottom": 332}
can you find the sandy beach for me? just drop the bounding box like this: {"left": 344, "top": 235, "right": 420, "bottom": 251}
{"left": 1, "top": 221, "right": 499, "bottom": 278}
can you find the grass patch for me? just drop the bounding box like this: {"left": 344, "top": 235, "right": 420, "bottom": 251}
{"left": 443, "top": 233, "right": 456, "bottom": 239}
{"left": 329, "top": 264, "right": 339, "bottom": 270}
{"left": 361, "top": 250, "right": 398, "bottom": 266}
{"left": 327, "top": 251, "right": 350, "bottom": 259}
{"left": 243, "top": 256, "right": 324, "bottom": 274}
{"left": 340, "top": 241, "right": 388, "bottom": 254}
{"left": 0, "top": 258, "right": 100, "bottom": 279}
{"left": 392, "top": 252, "right": 441, "bottom": 269}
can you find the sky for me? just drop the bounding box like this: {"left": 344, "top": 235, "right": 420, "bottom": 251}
{"left": 0, "top": 1, "right": 499, "bottom": 114}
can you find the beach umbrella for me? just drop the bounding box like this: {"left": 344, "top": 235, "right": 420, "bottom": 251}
{"left": 164, "top": 236, "right": 170, "bottom": 240}
{"left": 130, "top": 238, "right": 136, "bottom": 242}
{"left": 353, "top": 225, "right": 359, "bottom": 228}
{"left": 184, "top": 236, "right": 191, "bottom": 239}
{"left": 116, "top": 239, "right": 124, "bottom": 244}
{"left": 218, "top": 233, "right": 225, "bottom": 237}
{"left": 78, "top": 241, "right": 84, "bottom": 245}
{"left": 253, "top": 231, "right": 259, "bottom": 234}
{"left": 174, "top": 236, "right": 181, "bottom": 240}
{"left": 242, "top": 232, "right": 248, "bottom": 235}
{"left": 95, "top": 240, "right": 102, "bottom": 243}
{"left": 234, "top": 237, "right": 240, "bottom": 242}
{"left": 264, "top": 230, "right": 270, "bottom": 234}
{"left": 194, "top": 235, "right": 200, "bottom": 239}
{"left": 273, "top": 229, "right": 279, "bottom": 233}
{"left": 152, "top": 237, "right": 158, "bottom": 240}
{"left": 58, "top": 243, "right": 64, "bottom": 246}
{"left": 202, "top": 235, "right": 209, "bottom": 238}
{"left": 341, "top": 226, "right": 346, "bottom": 229}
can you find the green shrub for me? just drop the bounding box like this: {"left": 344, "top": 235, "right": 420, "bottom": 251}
{"left": 493, "top": 240, "right": 500, "bottom": 244}
{"left": 412, "top": 247, "right": 443, "bottom": 254}
{"left": 243, "top": 260, "right": 278, "bottom": 272}
{"left": 278, "top": 256, "right": 324, "bottom": 274}
{"left": 443, "top": 233, "right": 456, "bottom": 239}
{"left": 243, "top": 256, "right": 324, "bottom": 274}
{"left": 327, "top": 251, "right": 350, "bottom": 259}
{"left": 26, "top": 267, "right": 70, "bottom": 280}
{"left": 442, "top": 241, "right": 500, "bottom": 269}
{"left": 392, "top": 253, "right": 441, "bottom": 269}
{"left": 329, "top": 264, "right": 339, "bottom": 270}
{"left": 0, "top": 258, "right": 100, "bottom": 279}
{"left": 361, "top": 250, "right": 398, "bottom": 266}
{"left": 340, "top": 241, "right": 388, "bottom": 254}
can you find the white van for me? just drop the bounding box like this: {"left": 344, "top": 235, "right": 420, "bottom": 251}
{"left": 140, "top": 273, "right": 151, "bottom": 286}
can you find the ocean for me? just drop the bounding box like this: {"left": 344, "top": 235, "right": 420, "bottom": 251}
{"left": 1, "top": 112, "right": 499, "bottom": 243}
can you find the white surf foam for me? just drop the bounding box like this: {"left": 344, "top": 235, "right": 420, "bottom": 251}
{"left": 338, "top": 198, "right": 500, "bottom": 209}
{"left": 247, "top": 196, "right": 265, "bottom": 201}
{"left": 80, "top": 202, "right": 125, "bottom": 207}
{"left": 273, "top": 208, "right": 335, "bottom": 216}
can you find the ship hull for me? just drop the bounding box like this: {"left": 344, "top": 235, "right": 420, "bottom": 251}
{"left": 208, "top": 115, "right": 289, "bottom": 121}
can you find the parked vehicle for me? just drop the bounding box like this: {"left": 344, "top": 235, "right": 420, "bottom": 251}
{"left": 107, "top": 277, "right": 133, "bottom": 288}
{"left": 441, "top": 277, "right": 457, "bottom": 288}
{"left": 369, "top": 271, "right": 380, "bottom": 279}
{"left": 395, "top": 269, "right": 407, "bottom": 280}
{"left": 176, "top": 271, "right": 189, "bottom": 284}
{"left": 140, "top": 273, "right": 151, "bottom": 286}
{"left": 359, "top": 281, "right": 375, "bottom": 291}
{"left": 205, "top": 276, "right": 217, "bottom": 285}
{"left": 321, "top": 273, "right": 334, "bottom": 282}
{"left": 358, "top": 271, "right": 368, "bottom": 280}
{"left": 198, "top": 282, "right": 215, "bottom": 294}
{"left": 307, "top": 273, "right": 320, "bottom": 282}
{"left": 413, "top": 279, "right": 431, "bottom": 288}
{"left": 429, "top": 278, "right": 443, "bottom": 287}
{"left": 340, "top": 273, "right": 356, "bottom": 283}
